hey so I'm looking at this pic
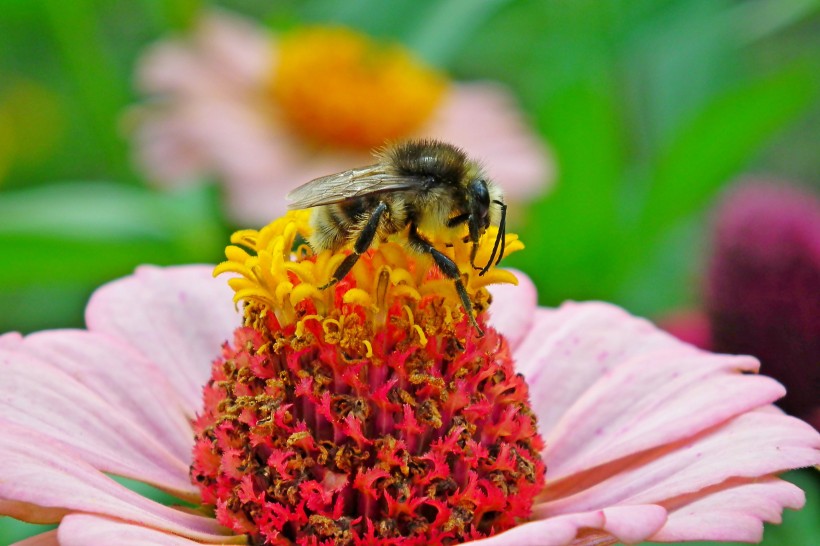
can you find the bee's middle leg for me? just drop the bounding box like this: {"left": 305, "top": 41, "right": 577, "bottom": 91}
{"left": 407, "top": 224, "right": 483, "bottom": 336}
{"left": 321, "top": 201, "right": 387, "bottom": 290}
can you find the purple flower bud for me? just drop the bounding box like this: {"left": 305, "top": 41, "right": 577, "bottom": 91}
{"left": 707, "top": 181, "right": 820, "bottom": 430}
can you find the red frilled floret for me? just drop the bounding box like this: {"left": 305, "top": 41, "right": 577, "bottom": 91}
{"left": 191, "top": 292, "right": 546, "bottom": 545}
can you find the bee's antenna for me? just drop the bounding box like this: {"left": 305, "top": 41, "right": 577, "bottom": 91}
{"left": 495, "top": 200, "right": 506, "bottom": 267}
{"left": 479, "top": 200, "right": 507, "bottom": 276}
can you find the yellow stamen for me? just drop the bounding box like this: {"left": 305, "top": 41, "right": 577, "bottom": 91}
{"left": 216, "top": 211, "right": 522, "bottom": 341}
{"left": 271, "top": 27, "right": 448, "bottom": 150}
{"left": 362, "top": 340, "right": 374, "bottom": 358}
{"left": 290, "top": 283, "right": 322, "bottom": 307}
{"left": 343, "top": 288, "right": 373, "bottom": 308}
{"left": 403, "top": 305, "right": 415, "bottom": 326}
{"left": 413, "top": 325, "right": 428, "bottom": 346}
{"left": 323, "top": 317, "right": 343, "bottom": 337}
{"left": 391, "top": 285, "right": 422, "bottom": 302}
{"left": 295, "top": 314, "right": 322, "bottom": 338}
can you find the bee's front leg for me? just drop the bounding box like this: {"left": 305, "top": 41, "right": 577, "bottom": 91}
{"left": 320, "top": 201, "right": 387, "bottom": 290}
{"left": 469, "top": 242, "right": 481, "bottom": 272}
{"left": 408, "top": 223, "right": 483, "bottom": 337}
{"left": 447, "top": 213, "right": 484, "bottom": 272}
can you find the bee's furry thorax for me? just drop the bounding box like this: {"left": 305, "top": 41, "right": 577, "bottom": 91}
{"left": 290, "top": 139, "right": 507, "bottom": 335}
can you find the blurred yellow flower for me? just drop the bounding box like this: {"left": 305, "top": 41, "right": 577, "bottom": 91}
{"left": 273, "top": 27, "right": 447, "bottom": 150}
{"left": 128, "top": 11, "right": 553, "bottom": 225}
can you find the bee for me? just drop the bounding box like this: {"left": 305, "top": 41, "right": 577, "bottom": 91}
{"left": 286, "top": 139, "right": 507, "bottom": 336}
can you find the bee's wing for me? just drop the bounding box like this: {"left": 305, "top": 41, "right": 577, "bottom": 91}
{"left": 287, "top": 165, "right": 422, "bottom": 209}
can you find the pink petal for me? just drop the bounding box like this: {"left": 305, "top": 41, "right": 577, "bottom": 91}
{"left": 137, "top": 40, "right": 215, "bottom": 96}
{"left": 468, "top": 504, "right": 666, "bottom": 546}
{"left": 136, "top": 13, "right": 269, "bottom": 97}
{"left": 195, "top": 11, "right": 273, "bottom": 87}
{"left": 11, "top": 530, "right": 59, "bottom": 546}
{"left": 131, "top": 11, "right": 307, "bottom": 225}
{"left": 85, "top": 265, "right": 238, "bottom": 416}
{"left": 0, "top": 332, "right": 22, "bottom": 349}
{"left": 593, "top": 504, "right": 668, "bottom": 544}
{"left": 424, "top": 82, "right": 554, "bottom": 200}
{"left": 546, "top": 353, "right": 782, "bottom": 479}
{"left": 467, "top": 510, "right": 606, "bottom": 546}
{"left": 630, "top": 411, "right": 818, "bottom": 505}
{"left": 514, "top": 303, "right": 703, "bottom": 431}
{"left": 57, "top": 513, "right": 246, "bottom": 546}
{"left": 486, "top": 268, "right": 537, "bottom": 350}
{"left": 129, "top": 109, "right": 210, "bottom": 186}
{"left": 133, "top": 95, "right": 308, "bottom": 223}
{"left": 178, "top": 98, "right": 300, "bottom": 218}
{"left": 16, "top": 329, "right": 194, "bottom": 463}
{"left": 515, "top": 302, "right": 785, "bottom": 479}
{"left": 515, "top": 301, "right": 820, "bottom": 543}
{"left": 0, "top": 349, "right": 194, "bottom": 497}
{"left": 540, "top": 410, "right": 819, "bottom": 513}
{"left": 131, "top": 12, "right": 288, "bottom": 213}
{"left": 652, "top": 478, "right": 805, "bottom": 542}
{"left": 0, "top": 425, "right": 230, "bottom": 541}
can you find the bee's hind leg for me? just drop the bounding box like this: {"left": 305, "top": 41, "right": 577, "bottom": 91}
{"left": 407, "top": 224, "right": 484, "bottom": 337}
{"left": 320, "top": 201, "right": 387, "bottom": 290}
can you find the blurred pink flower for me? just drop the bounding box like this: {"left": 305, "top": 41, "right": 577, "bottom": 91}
{"left": 128, "top": 12, "right": 554, "bottom": 225}
{"left": 655, "top": 309, "right": 711, "bottom": 351}
{"left": 1, "top": 266, "right": 816, "bottom": 544}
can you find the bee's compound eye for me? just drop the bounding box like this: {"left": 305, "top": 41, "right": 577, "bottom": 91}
{"left": 470, "top": 179, "right": 490, "bottom": 208}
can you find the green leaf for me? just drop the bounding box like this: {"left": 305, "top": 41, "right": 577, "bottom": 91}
{"left": 159, "top": 0, "right": 203, "bottom": 31}
{"left": 615, "top": 214, "right": 706, "bottom": 317}
{"left": 0, "top": 518, "right": 55, "bottom": 544}
{"left": 510, "top": 70, "right": 627, "bottom": 304}
{"left": 39, "top": 0, "right": 132, "bottom": 180}
{"left": 296, "top": 0, "right": 429, "bottom": 40}
{"left": 407, "top": 0, "right": 513, "bottom": 68}
{"left": 731, "top": 0, "right": 820, "bottom": 45}
{"left": 112, "top": 476, "right": 195, "bottom": 508}
{"left": 637, "top": 65, "right": 817, "bottom": 240}
{"left": 0, "top": 182, "right": 227, "bottom": 333}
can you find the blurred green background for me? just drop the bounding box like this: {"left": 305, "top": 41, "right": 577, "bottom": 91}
{"left": 1, "top": 0, "right": 818, "bottom": 544}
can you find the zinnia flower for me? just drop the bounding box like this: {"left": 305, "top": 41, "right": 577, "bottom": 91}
{"left": 1, "top": 210, "right": 817, "bottom": 545}
{"left": 128, "top": 12, "right": 553, "bottom": 224}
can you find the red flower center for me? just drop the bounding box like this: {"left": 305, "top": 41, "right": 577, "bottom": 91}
{"left": 191, "top": 212, "right": 546, "bottom": 545}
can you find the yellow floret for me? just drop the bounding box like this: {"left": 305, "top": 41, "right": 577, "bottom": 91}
{"left": 215, "top": 210, "right": 522, "bottom": 330}
{"left": 272, "top": 26, "right": 448, "bottom": 150}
